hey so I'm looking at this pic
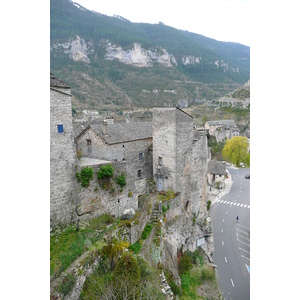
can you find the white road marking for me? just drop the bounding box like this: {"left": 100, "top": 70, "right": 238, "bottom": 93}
{"left": 231, "top": 279, "right": 235, "bottom": 287}
{"left": 237, "top": 203, "right": 240, "bottom": 206}
{"left": 248, "top": 205, "right": 250, "bottom": 208}
{"left": 237, "top": 233, "right": 250, "bottom": 242}
{"left": 222, "top": 241, "right": 224, "bottom": 246}
{"left": 233, "top": 203, "right": 236, "bottom": 205}
{"left": 236, "top": 228, "right": 249, "bottom": 235}
{"left": 226, "top": 211, "right": 228, "bottom": 214}
{"left": 241, "top": 254, "right": 250, "bottom": 261}
{"left": 225, "top": 257, "right": 227, "bottom": 263}
{"left": 230, "top": 202, "right": 233, "bottom": 205}
{"left": 220, "top": 200, "right": 223, "bottom": 203}
{"left": 236, "top": 223, "right": 250, "bottom": 230}
{"left": 239, "top": 247, "right": 250, "bottom": 254}
{"left": 221, "top": 229, "right": 223, "bottom": 233}
{"left": 223, "top": 219, "right": 225, "bottom": 222}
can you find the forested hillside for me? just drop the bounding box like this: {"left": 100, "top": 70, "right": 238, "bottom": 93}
{"left": 50, "top": 0, "right": 250, "bottom": 113}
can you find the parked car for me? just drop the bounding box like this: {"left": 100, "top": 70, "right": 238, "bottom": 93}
{"left": 245, "top": 174, "right": 250, "bottom": 179}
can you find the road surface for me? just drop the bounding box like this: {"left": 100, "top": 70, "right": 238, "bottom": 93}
{"left": 210, "top": 167, "right": 250, "bottom": 300}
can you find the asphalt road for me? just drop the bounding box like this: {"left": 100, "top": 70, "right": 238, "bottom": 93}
{"left": 210, "top": 167, "right": 250, "bottom": 300}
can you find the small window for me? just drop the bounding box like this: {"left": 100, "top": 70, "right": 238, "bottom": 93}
{"left": 139, "top": 153, "right": 143, "bottom": 161}
{"left": 138, "top": 170, "right": 142, "bottom": 178}
{"left": 57, "top": 124, "right": 64, "bottom": 133}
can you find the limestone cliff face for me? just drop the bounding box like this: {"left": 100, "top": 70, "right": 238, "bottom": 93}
{"left": 104, "top": 42, "right": 177, "bottom": 67}
{"left": 51, "top": 35, "right": 92, "bottom": 63}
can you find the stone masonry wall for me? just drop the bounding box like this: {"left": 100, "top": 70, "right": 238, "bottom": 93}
{"left": 76, "top": 161, "right": 139, "bottom": 221}
{"left": 191, "top": 133, "right": 209, "bottom": 216}
{"left": 50, "top": 87, "right": 78, "bottom": 227}
{"left": 76, "top": 128, "right": 153, "bottom": 188}
{"left": 153, "top": 108, "right": 177, "bottom": 191}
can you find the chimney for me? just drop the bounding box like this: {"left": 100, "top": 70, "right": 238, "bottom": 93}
{"left": 102, "top": 121, "right": 108, "bottom": 135}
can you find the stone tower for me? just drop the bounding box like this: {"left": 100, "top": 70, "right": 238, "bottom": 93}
{"left": 50, "top": 73, "right": 77, "bottom": 228}
{"left": 153, "top": 107, "right": 194, "bottom": 209}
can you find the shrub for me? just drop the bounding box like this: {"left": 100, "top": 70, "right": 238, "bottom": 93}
{"left": 162, "top": 205, "right": 168, "bottom": 213}
{"left": 128, "top": 240, "right": 142, "bottom": 254}
{"left": 112, "top": 252, "right": 141, "bottom": 298}
{"left": 97, "top": 164, "right": 114, "bottom": 180}
{"left": 207, "top": 200, "right": 212, "bottom": 211}
{"left": 58, "top": 274, "right": 75, "bottom": 296}
{"left": 116, "top": 173, "right": 126, "bottom": 186}
{"left": 178, "top": 252, "right": 193, "bottom": 275}
{"left": 79, "top": 167, "right": 94, "bottom": 187}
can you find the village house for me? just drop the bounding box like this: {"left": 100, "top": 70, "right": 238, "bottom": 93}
{"left": 205, "top": 119, "right": 239, "bottom": 142}
{"left": 207, "top": 159, "right": 227, "bottom": 189}
{"left": 75, "top": 120, "right": 153, "bottom": 189}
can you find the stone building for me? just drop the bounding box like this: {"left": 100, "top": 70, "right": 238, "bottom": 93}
{"left": 205, "top": 119, "right": 240, "bottom": 142}
{"left": 153, "top": 107, "right": 208, "bottom": 215}
{"left": 207, "top": 159, "right": 227, "bottom": 188}
{"left": 75, "top": 121, "right": 153, "bottom": 195}
{"left": 50, "top": 73, "right": 78, "bottom": 227}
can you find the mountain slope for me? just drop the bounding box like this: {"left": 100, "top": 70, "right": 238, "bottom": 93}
{"left": 50, "top": 0, "right": 250, "bottom": 112}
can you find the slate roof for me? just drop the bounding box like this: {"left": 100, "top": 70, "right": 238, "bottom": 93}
{"left": 50, "top": 73, "right": 70, "bottom": 88}
{"left": 207, "top": 120, "right": 235, "bottom": 127}
{"left": 88, "top": 122, "right": 153, "bottom": 144}
{"left": 207, "top": 159, "right": 226, "bottom": 175}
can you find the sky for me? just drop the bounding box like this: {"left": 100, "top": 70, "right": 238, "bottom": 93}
{"left": 73, "top": 0, "right": 251, "bottom": 46}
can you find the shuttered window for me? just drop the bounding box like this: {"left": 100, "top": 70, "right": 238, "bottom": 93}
{"left": 57, "top": 124, "right": 64, "bottom": 133}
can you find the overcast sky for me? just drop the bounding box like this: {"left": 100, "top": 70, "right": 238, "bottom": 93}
{"left": 73, "top": 0, "right": 251, "bottom": 46}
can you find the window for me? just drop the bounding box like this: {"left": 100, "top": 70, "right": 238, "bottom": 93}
{"left": 139, "top": 152, "right": 143, "bottom": 161}
{"left": 87, "top": 139, "right": 92, "bottom": 153}
{"left": 138, "top": 170, "right": 141, "bottom": 178}
{"left": 57, "top": 124, "right": 63, "bottom": 133}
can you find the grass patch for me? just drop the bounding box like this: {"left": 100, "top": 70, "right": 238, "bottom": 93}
{"left": 157, "top": 189, "right": 178, "bottom": 202}
{"left": 141, "top": 223, "right": 153, "bottom": 240}
{"left": 129, "top": 240, "right": 142, "bottom": 254}
{"left": 51, "top": 215, "right": 115, "bottom": 277}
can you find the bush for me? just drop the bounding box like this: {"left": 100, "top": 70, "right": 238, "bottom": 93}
{"left": 78, "top": 167, "right": 94, "bottom": 187}
{"left": 58, "top": 274, "right": 75, "bottom": 296}
{"left": 178, "top": 252, "right": 193, "bottom": 275}
{"left": 207, "top": 200, "right": 212, "bottom": 211}
{"left": 116, "top": 173, "right": 126, "bottom": 186}
{"left": 129, "top": 240, "right": 142, "bottom": 254}
{"left": 97, "top": 164, "right": 114, "bottom": 180}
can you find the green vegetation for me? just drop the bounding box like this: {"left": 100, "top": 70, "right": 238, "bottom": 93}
{"left": 97, "top": 164, "right": 114, "bottom": 180}
{"left": 222, "top": 136, "right": 250, "bottom": 167}
{"left": 58, "top": 274, "right": 76, "bottom": 297}
{"left": 112, "top": 252, "right": 141, "bottom": 298}
{"left": 141, "top": 223, "right": 153, "bottom": 240}
{"left": 115, "top": 173, "right": 126, "bottom": 186}
{"left": 50, "top": 0, "right": 249, "bottom": 114}
{"left": 157, "top": 189, "right": 177, "bottom": 202}
{"left": 207, "top": 200, "right": 212, "bottom": 211}
{"left": 208, "top": 136, "right": 226, "bottom": 158}
{"left": 76, "top": 167, "right": 94, "bottom": 187}
{"left": 177, "top": 250, "right": 221, "bottom": 299}
{"left": 128, "top": 240, "right": 142, "bottom": 254}
{"left": 50, "top": 214, "right": 115, "bottom": 277}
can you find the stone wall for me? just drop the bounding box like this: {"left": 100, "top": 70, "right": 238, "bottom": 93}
{"left": 76, "top": 161, "right": 140, "bottom": 221}
{"left": 76, "top": 128, "right": 153, "bottom": 187}
{"left": 50, "top": 87, "right": 78, "bottom": 227}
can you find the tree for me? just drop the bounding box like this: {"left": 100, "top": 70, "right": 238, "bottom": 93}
{"left": 222, "top": 136, "right": 249, "bottom": 167}
{"left": 112, "top": 252, "right": 141, "bottom": 299}
{"left": 100, "top": 237, "right": 129, "bottom": 271}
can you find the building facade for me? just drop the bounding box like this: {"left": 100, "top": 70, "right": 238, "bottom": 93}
{"left": 50, "top": 74, "right": 78, "bottom": 227}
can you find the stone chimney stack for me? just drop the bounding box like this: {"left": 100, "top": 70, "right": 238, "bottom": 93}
{"left": 102, "top": 121, "right": 108, "bottom": 135}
